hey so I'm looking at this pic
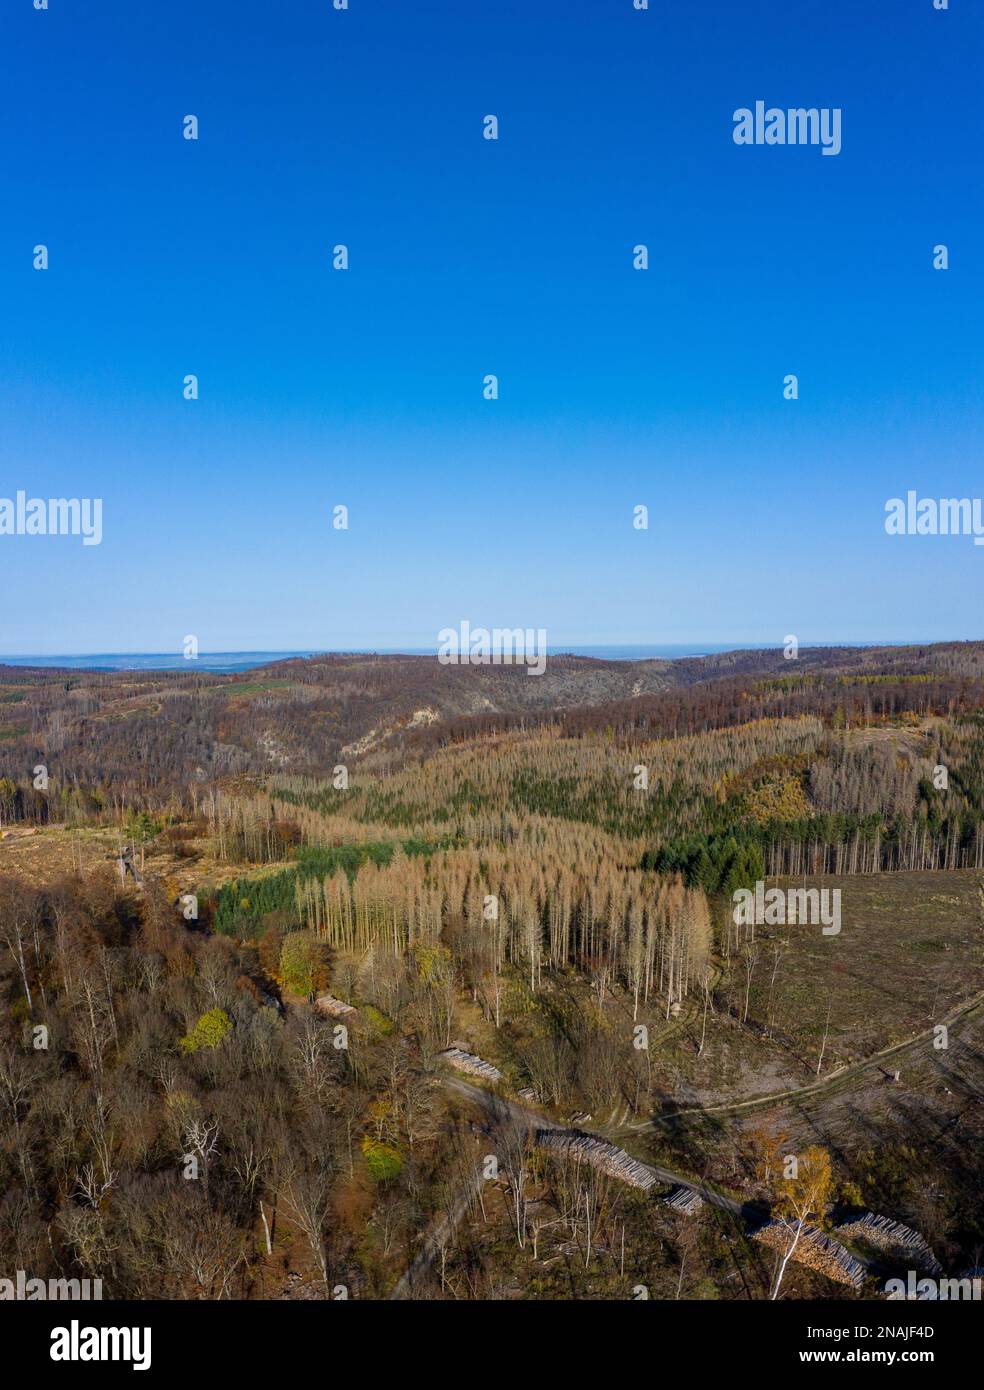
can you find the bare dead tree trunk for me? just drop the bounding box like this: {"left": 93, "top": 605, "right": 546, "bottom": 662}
{"left": 816, "top": 998, "right": 832, "bottom": 1076}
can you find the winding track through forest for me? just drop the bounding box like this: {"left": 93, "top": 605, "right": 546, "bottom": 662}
{"left": 444, "top": 1076, "right": 744, "bottom": 1213}
{"left": 391, "top": 983, "right": 984, "bottom": 1297}
{"left": 616, "top": 985, "right": 984, "bottom": 1131}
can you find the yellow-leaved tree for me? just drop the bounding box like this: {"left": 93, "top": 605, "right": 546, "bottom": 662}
{"left": 765, "top": 1144, "right": 833, "bottom": 1300}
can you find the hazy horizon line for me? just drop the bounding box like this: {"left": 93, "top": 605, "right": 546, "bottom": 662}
{"left": 0, "top": 637, "right": 968, "bottom": 664}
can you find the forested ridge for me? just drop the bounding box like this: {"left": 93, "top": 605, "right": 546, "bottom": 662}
{"left": 2, "top": 641, "right": 982, "bottom": 822}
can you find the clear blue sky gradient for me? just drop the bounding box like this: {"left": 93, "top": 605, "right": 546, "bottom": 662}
{"left": 1, "top": 0, "right": 982, "bottom": 655}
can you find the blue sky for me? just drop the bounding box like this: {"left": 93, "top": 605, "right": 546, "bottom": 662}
{"left": 1, "top": 0, "right": 981, "bottom": 655}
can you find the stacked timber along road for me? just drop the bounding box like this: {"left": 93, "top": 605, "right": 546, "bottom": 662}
{"left": 391, "top": 1071, "right": 750, "bottom": 1300}
{"left": 394, "top": 1064, "right": 951, "bottom": 1299}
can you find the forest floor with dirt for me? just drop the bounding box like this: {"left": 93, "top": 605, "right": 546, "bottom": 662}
{"left": 0, "top": 821, "right": 292, "bottom": 899}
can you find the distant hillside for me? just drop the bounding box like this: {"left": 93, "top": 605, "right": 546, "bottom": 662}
{"left": 1, "top": 642, "right": 983, "bottom": 818}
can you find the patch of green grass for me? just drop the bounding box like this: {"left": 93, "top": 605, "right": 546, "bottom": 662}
{"left": 362, "top": 1138, "right": 402, "bottom": 1181}
{"left": 362, "top": 1004, "right": 395, "bottom": 1037}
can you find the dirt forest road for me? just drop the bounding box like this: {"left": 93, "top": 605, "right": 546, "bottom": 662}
{"left": 440, "top": 1076, "right": 745, "bottom": 1214}
{"left": 620, "top": 985, "right": 984, "bottom": 1132}
{"left": 393, "top": 1017, "right": 982, "bottom": 1298}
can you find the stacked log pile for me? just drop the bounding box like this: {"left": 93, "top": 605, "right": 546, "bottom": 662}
{"left": 534, "top": 1129, "right": 658, "bottom": 1191}
{"left": 438, "top": 1047, "right": 503, "bottom": 1083}
{"left": 752, "top": 1220, "right": 866, "bottom": 1289}
{"left": 315, "top": 994, "right": 359, "bottom": 1020}
{"left": 835, "top": 1213, "right": 942, "bottom": 1275}
{"left": 664, "top": 1186, "right": 705, "bottom": 1216}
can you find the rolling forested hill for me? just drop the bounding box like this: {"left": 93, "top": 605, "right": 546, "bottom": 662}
{"left": 2, "top": 641, "right": 983, "bottom": 819}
